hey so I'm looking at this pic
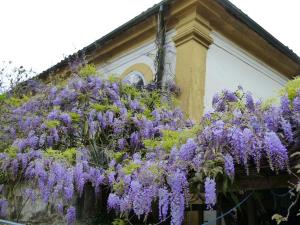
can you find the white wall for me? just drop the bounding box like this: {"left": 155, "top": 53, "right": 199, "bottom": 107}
{"left": 205, "top": 32, "right": 288, "bottom": 111}
{"left": 97, "top": 30, "right": 176, "bottom": 84}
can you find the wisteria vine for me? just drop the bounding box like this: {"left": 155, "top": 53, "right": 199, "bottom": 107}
{"left": 0, "top": 66, "right": 299, "bottom": 225}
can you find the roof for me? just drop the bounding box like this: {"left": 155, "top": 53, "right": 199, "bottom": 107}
{"left": 217, "top": 0, "right": 300, "bottom": 64}
{"left": 39, "top": 0, "right": 300, "bottom": 78}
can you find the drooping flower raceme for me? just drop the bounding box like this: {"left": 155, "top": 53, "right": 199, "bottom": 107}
{"left": 204, "top": 177, "right": 216, "bottom": 209}
{"left": 224, "top": 154, "right": 235, "bottom": 178}
{"left": 158, "top": 187, "right": 169, "bottom": 221}
{"left": 264, "top": 131, "right": 289, "bottom": 170}
{"left": 66, "top": 206, "right": 76, "bottom": 225}
{"left": 0, "top": 68, "right": 298, "bottom": 225}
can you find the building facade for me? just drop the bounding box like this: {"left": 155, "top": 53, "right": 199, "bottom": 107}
{"left": 36, "top": 1, "right": 300, "bottom": 224}
{"left": 39, "top": 0, "right": 300, "bottom": 121}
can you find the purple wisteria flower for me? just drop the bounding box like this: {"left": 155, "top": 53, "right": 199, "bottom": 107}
{"left": 264, "top": 107, "right": 280, "bottom": 131}
{"left": 60, "top": 113, "right": 72, "bottom": 125}
{"left": 264, "top": 131, "right": 289, "bottom": 170}
{"left": 246, "top": 91, "right": 255, "bottom": 111}
{"left": 107, "top": 193, "right": 120, "bottom": 210}
{"left": 119, "top": 196, "right": 131, "bottom": 213}
{"left": 293, "top": 94, "right": 300, "bottom": 113}
{"left": 280, "top": 95, "right": 291, "bottom": 115}
{"left": 0, "top": 199, "right": 8, "bottom": 217}
{"left": 159, "top": 187, "right": 169, "bottom": 221}
{"left": 66, "top": 206, "right": 76, "bottom": 225}
{"left": 178, "top": 138, "right": 197, "bottom": 161}
{"left": 204, "top": 177, "right": 216, "bottom": 209}
{"left": 48, "top": 110, "right": 60, "bottom": 120}
{"left": 2, "top": 68, "right": 298, "bottom": 225}
{"left": 224, "top": 154, "right": 235, "bottom": 178}
{"left": 170, "top": 192, "right": 185, "bottom": 225}
{"left": 167, "top": 170, "right": 188, "bottom": 225}
{"left": 130, "top": 132, "right": 140, "bottom": 148}
{"left": 24, "top": 188, "right": 36, "bottom": 202}
{"left": 224, "top": 90, "right": 237, "bottom": 102}
{"left": 280, "top": 119, "right": 293, "bottom": 143}
{"left": 57, "top": 203, "right": 64, "bottom": 215}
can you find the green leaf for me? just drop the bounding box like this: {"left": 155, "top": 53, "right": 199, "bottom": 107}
{"left": 69, "top": 112, "right": 81, "bottom": 122}
{"left": 122, "top": 162, "right": 141, "bottom": 175}
{"left": 113, "top": 151, "right": 125, "bottom": 163}
{"left": 91, "top": 103, "right": 107, "bottom": 112}
{"left": 4, "top": 146, "right": 18, "bottom": 158}
{"left": 44, "top": 148, "right": 77, "bottom": 164}
{"left": 79, "top": 64, "right": 97, "bottom": 77}
{"left": 280, "top": 76, "right": 300, "bottom": 100}
{"left": 62, "top": 148, "right": 77, "bottom": 164}
{"left": 45, "top": 120, "right": 60, "bottom": 128}
{"left": 0, "top": 93, "right": 7, "bottom": 101}
{"left": 91, "top": 103, "right": 120, "bottom": 113}
{"left": 112, "top": 219, "right": 126, "bottom": 225}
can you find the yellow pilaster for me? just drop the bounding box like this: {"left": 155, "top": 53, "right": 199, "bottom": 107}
{"left": 174, "top": 9, "right": 213, "bottom": 121}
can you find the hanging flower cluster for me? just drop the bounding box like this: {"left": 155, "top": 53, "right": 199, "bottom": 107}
{"left": 200, "top": 87, "right": 295, "bottom": 175}
{"left": 0, "top": 67, "right": 299, "bottom": 225}
{"left": 0, "top": 71, "right": 191, "bottom": 224}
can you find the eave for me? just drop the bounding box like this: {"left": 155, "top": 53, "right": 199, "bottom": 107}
{"left": 38, "top": 0, "right": 300, "bottom": 79}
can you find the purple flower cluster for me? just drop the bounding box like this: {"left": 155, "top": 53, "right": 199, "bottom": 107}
{"left": 178, "top": 139, "right": 197, "bottom": 161}
{"left": 200, "top": 87, "right": 296, "bottom": 176}
{"left": 0, "top": 199, "right": 8, "bottom": 217}
{"left": 66, "top": 206, "right": 76, "bottom": 225}
{"left": 1, "top": 69, "right": 299, "bottom": 225}
{"left": 264, "top": 132, "right": 288, "bottom": 170}
{"left": 224, "top": 154, "right": 235, "bottom": 178}
{"left": 158, "top": 187, "right": 169, "bottom": 221}
{"left": 168, "top": 170, "right": 188, "bottom": 225}
{"left": 204, "top": 177, "right": 216, "bottom": 209}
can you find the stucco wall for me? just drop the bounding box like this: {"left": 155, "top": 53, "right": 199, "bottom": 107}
{"left": 205, "top": 32, "right": 288, "bottom": 111}
{"left": 97, "top": 30, "right": 176, "bottom": 84}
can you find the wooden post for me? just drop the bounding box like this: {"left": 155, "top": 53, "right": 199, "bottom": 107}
{"left": 246, "top": 197, "right": 256, "bottom": 225}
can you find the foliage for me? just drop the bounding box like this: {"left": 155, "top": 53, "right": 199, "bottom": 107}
{"left": 0, "top": 64, "right": 300, "bottom": 225}
{"left": 79, "top": 64, "right": 97, "bottom": 77}
{"left": 143, "top": 126, "right": 199, "bottom": 153}
{"left": 0, "top": 65, "right": 188, "bottom": 224}
{"left": 280, "top": 76, "right": 300, "bottom": 100}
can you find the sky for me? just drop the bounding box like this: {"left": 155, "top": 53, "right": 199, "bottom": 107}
{"left": 0, "top": 0, "right": 299, "bottom": 73}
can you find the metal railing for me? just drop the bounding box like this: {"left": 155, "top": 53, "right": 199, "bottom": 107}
{"left": 0, "top": 219, "right": 25, "bottom": 225}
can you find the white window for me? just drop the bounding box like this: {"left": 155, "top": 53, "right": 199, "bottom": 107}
{"left": 123, "top": 71, "right": 146, "bottom": 88}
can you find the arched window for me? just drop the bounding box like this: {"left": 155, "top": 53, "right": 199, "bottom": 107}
{"left": 123, "top": 71, "right": 146, "bottom": 88}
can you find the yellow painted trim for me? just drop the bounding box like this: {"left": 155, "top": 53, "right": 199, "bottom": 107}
{"left": 120, "top": 63, "right": 154, "bottom": 83}
{"left": 174, "top": 6, "right": 213, "bottom": 121}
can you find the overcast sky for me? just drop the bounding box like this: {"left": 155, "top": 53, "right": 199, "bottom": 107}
{"left": 0, "top": 0, "right": 299, "bottom": 73}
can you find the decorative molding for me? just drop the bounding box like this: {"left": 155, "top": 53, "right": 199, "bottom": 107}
{"left": 120, "top": 63, "right": 154, "bottom": 83}
{"left": 211, "top": 32, "right": 287, "bottom": 85}
{"left": 97, "top": 30, "right": 176, "bottom": 75}
{"left": 173, "top": 14, "right": 213, "bottom": 49}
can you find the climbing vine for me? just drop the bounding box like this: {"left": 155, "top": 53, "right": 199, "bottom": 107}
{"left": 0, "top": 64, "right": 300, "bottom": 225}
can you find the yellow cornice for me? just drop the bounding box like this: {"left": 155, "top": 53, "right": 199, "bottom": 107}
{"left": 173, "top": 14, "right": 213, "bottom": 48}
